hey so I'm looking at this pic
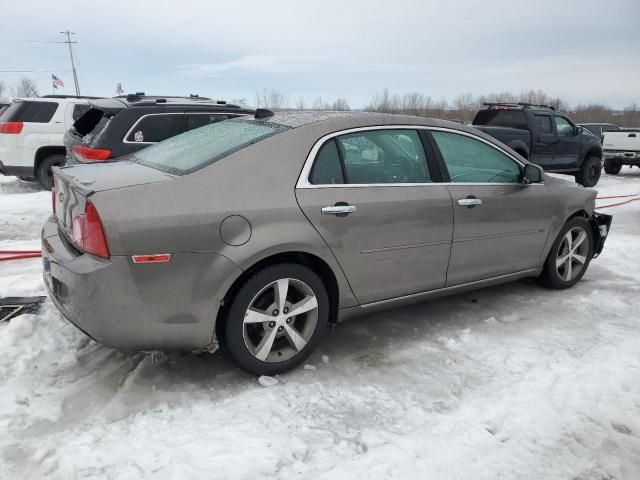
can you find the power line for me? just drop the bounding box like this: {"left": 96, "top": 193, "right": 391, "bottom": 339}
{"left": 0, "top": 40, "right": 67, "bottom": 44}
{"left": 0, "top": 70, "right": 72, "bottom": 73}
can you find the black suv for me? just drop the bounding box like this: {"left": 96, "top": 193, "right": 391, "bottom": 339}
{"left": 472, "top": 103, "right": 603, "bottom": 186}
{"left": 65, "top": 93, "right": 254, "bottom": 164}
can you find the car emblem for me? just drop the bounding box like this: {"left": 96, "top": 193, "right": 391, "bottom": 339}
{"left": 58, "top": 192, "right": 64, "bottom": 203}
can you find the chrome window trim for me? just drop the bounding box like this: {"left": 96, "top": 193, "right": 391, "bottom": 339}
{"left": 295, "top": 125, "right": 543, "bottom": 189}
{"left": 122, "top": 112, "right": 244, "bottom": 145}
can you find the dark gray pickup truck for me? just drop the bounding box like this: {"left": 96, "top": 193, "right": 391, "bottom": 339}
{"left": 472, "top": 103, "right": 603, "bottom": 187}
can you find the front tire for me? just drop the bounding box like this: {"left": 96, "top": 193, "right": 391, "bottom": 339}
{"left": 222, "top": 263, "right": 329, "bottom": 375}
{"left": 37, "top": 154, "right": 66, "bottom": 190}
{"left": 575, "top": 156, "right": 602, "bottom": 187}
{"left": 538, "top": 217, "right": 594, "bottom": 289}
{"left": 603, "top": 159, "right": 622, "bottom": 175}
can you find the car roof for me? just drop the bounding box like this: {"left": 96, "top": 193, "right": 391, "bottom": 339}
{"left": 88, "top": 96, "right": 252, "bottom": 113}
{"left": 249, "top": 110, "right": 469, "bottom": 131}
{"left": 15, "top": 96, "right": 95, "bottom": 103}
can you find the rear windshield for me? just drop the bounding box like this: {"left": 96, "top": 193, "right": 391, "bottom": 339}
{"left": 2, "top": 101, "right": 58, "bottom": 123}
{"left": 133, "top": 119, "right": 289, "bottom": 175}
{"left": 473, "top": 109, "right": 527, "bottom": 130}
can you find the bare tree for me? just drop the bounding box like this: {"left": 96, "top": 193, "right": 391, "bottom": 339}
{"left": 254, "top": 88, "right": 289, "bottom": 110}
{"left": 15, "top": 77, "right": 39, "bottom": 98}
{"left": 296, "top": 96, "right": 306, "bottom": 110}
{"left": 331, "top": 98, "right": 350, "bottom": 111}
{"left": 0, "top": 80, "right": 7, "bottom": 101}
{"left": 312, "top": 96, "right": 332, "bottom": 110}
{"left": 452, "top": 92, "right": 476, "bottom": 122}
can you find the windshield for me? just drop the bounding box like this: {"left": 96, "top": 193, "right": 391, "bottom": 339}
{"left": 133, "top": 119, "right": 289, "bottom": 175}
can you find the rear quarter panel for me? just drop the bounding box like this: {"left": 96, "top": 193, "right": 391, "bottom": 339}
{"left": 91, "top": 126, "right": 359, "bottom": 310}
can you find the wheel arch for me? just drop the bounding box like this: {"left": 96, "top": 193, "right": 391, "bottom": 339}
{"left": 34, "top": 146, "right": 66, "bottom": 172}
{"left": 580, "top": 143, "right": 602, "bottom": 165}
{"left": 508, "top": 140, "right": 529, "bottom": 159}
{"left": 215, "top": 250, "right": 342, "bottom": 341}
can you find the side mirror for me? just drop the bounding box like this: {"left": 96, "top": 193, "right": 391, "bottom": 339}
{"left": 575, "top": 125, "right": 583, "bottom": 135}
{"left": 522, "top": 164, "right": 543, "bottom": 184}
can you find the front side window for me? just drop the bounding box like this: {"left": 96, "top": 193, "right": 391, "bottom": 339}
{"left": 309, "top": 129, "right": 431, "bottom": 185}
{"left": 431, "top": 130, "right": 521, "bottom": 183}
{"left": 126, "top": 114, "right": 184, "bottom": 143}
{"left": 536, "top": 115, "right": 553, "bottom": 134}
{"left": 133, "top": 119, "right": 289, "bottom": 175}
{"left": 554, "top": 117, "right": 574, "bottom": 137}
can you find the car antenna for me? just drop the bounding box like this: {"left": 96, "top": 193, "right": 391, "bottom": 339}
{"left": 255, "top": 108, "right": 275, "bottom": 119}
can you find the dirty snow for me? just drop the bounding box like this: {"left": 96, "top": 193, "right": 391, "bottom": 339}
{"left": 1, "top": 171, "right": 640, "bottom": 479}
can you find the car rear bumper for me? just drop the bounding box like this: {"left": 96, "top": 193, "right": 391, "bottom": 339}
{"left": 591, "top": 213, "right": 612, "bottom": 258}
{"left": 603, "top": 150, "right": 640, "bottom": 164}
{"left": 41, "top": 215, "right": 242, "bottom": 351}
{"left": 0, "top": 161, "right": 33, "bottom": 178}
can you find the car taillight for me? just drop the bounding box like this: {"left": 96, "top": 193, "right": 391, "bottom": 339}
{"left": 72, "top": 145, "right": 112, "bottom": 162}
{"left": 0, "top": 121, "right": 23, "bottom": 134}
{"left": 71, "top": 201, "right": 110, "bottom": 259}
{"left": 52, "top": 187, "right": 56, "bottom": 214}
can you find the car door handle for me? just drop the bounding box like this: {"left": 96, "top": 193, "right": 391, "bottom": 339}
{"left": 457, "top": 198, "right": 482, "bottom": 208}
{"left": 321, "top": 205, "right": 357, "bottom": 215}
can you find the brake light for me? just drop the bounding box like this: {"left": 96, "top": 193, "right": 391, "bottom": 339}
{"left": 72, "top": 145, "right": 112, "bottom": 162}
{"left": 71, "top": 201, "right": 110, "bottom": 258}
{"left": 0, "top": 122, "right": 23, "bottom": 134}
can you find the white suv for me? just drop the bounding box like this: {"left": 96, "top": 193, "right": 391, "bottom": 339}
{"left": 0, "top": 95, "right": 99, "bottom": 189}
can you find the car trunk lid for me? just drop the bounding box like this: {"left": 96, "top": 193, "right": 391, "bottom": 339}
{"left": 53, "top": 161, "right": 176, "bottom": 240}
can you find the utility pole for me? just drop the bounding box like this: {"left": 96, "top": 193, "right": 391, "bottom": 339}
{"left": 60, "top": 30, "right": 80, "bottom": 96}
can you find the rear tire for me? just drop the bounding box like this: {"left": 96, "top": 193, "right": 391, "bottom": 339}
{"left": 603, "top": 159, "right": 622, "bottom": 175}
{"left": 222, "top": 263, "right": 329, "bottom": 376}
{"left": 37, "top": 154, "right": 66, "bottom": 190}
{"left": 538, "top": 217, "right": 594, "bottom": 289}
{"left": 575, "top": 156, "right": 602, "bottom": 187}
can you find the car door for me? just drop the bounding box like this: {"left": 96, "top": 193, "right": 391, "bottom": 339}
{"left": 529, "top": 113, "right": 556, "bottom": 167}
{"left": 428, "top": 129, "right": 553, "bottom": 286}
{"left": 295, "top": 127, "right": 453, "bottom": 305}
{"left": 552, "top": 116, "right": 582, "bottom": 169}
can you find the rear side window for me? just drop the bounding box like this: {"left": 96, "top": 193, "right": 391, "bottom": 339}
{"left": 432, "top": 130, "right": 521, "bottom": 183}
{"left": 310, "top": 140, "right": 344, "bottom": 184}
{"left": 126, "top": 114, "right": 183, "bottom": 143}
{"left": 185, "top": 113, "right": 235, "bottom": 131}
{"left": 133, "top": 119, "right": 289, "bottom": 175}
{"left": 2, "top": 101, "right": 58, "bottom": 123}
{"left": 536, "top": 115, "right": 553, "bottom": 134}
{"left": 72, "top": 104, "right": 91, "bottom": 121}
{"left": 473, "top": 110, "right": 527, "bottom": 130}
{"left": 309, "top": 129, "right": 431, "bottom": 185}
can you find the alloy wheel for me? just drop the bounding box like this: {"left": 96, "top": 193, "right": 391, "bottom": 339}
{"left": 242, "top": 278, "right": 318, "bottom": 362}
{"left": 556, "top": 227, "right": 590, "bottom": 282}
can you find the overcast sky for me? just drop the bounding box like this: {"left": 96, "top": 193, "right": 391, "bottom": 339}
{"left": 1, "top": 0, "right": 638, "bottom": 108}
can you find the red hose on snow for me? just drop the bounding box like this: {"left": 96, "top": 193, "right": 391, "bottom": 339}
{"left": 0, "top": 250, "right": 42, "bottom": 262}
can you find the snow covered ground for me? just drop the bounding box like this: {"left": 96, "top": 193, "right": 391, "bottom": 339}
{"left": 1, "top": 171, "right": 640, "bottom": 479}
